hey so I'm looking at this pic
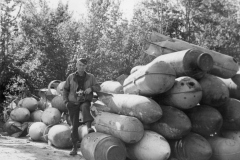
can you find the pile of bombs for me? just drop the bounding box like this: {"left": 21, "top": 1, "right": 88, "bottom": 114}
{"left": 3, "top": 31, "right": 240, "bottom": 160}
{"left": 86, "top": 32, "right": 240, "bottom": 160}
{"left": 2, "top": 80, "right": 77, "bottom": 149}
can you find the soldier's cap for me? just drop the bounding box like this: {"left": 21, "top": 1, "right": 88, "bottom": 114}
{"left": 77, "top": 58, "right": 87, "bottom": 65}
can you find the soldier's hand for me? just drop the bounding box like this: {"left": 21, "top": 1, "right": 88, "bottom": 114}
{"left": 84, "top": 88, "right": 92, "bottom": 94}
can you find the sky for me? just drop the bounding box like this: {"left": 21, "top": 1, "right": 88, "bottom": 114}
{"left": 47, "top": 0, "right": 139, "bottom": 20}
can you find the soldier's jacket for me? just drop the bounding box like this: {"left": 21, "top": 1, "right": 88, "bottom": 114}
{"left": 63, "top": 71, "right": 100, "bottom": 105}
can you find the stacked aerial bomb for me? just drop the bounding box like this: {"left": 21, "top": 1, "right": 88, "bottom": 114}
{"left": 85, "top": 32, "right": 240, "bottom": 160}
{"left": 3, "top": 79, "right": 73, "bottom": 149}
{"left": 27, "top": 80, "right": 75, "bottom": 149}
{"left": 3, "top": 97, "right": 39, "bottom": 137}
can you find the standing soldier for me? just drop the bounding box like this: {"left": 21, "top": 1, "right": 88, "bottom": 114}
{"left": 63, "top": 58, "right": 100, "bottom": 156}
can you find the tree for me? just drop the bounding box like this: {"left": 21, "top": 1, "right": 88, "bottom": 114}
{"left": 180, "top": 0, "right": 240, "bottom": 60}
{"left": 0, "top": 0, "right": 22, "bottom": 107}
{"left": 19, "top": 0, "right": 74, "bottom": 89}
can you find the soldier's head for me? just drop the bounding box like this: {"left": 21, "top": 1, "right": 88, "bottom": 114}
{"left": 76, "top": 58, "right": 87, "bottom": 72}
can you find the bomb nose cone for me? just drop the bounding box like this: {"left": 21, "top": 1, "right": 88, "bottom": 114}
{"left": 197, "top": 53, "right": 214, "bottom": 72}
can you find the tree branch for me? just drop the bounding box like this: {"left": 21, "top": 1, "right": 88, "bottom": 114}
{"left": 8, "top": 2, "right": 22, "bottom": 24}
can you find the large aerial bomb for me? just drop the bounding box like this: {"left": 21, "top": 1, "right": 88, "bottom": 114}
{"left": 18, "top": 97, "right": 38, "bottom": 112}
{"left": 219, "top": 78, "right": 240, "bottom": 100}
{"left": 96, "top": 92, "right": 162, "bottom": 124}
{"left": 28, "top": 122, "right": 47, "bottom": 141}
{"left": 145, "top": 31, "right": 239, "bottom": 78}
{"left": 51, "top": 95, "right": 67, "bottom": 112}
{"left": 100, "top": 81, "right": 123, "bottom": 94}
{"left": 152, "top": 49, "right": 213, "bottom": 79}
{"left": 56, "top": 81, "right": 65, "bottom": 95}
{"left": 150, "top": 105, "right": 191, "bottom": 139}
{"left": 81, "top": 132, "right": 126, "bottom": 160}
{"left": 123, "top": 58, "right": 176, "bottom": 96}
{"left": 217, "top": 98, "right": 240, "bottom": 130}
{"left": 38, "top": 97, "right": 51, "bottom": 111}
{"left": 158, "top": 76, "right": 202, "bottom": 109}
{"left": 126, "top": 130, "right": 171, "bottom": 160}
{"left": 143, "top": 41, "right": 172, "bottom": 58}
{"left": 130, "top": 65, "right": 143, "bottom": 74}
{"left": 4, "top": 120, "right": 22, "bottom": 135}
{"left": 41, "top": 107, "right": 61, "bottom": 125}
{"left": 170, "top": 133, "right": 212, "bottom": 160}
{"left": 185, "top": 105, "right": 223, "bottom": 137}
{"left": 48, "top": 124, "right": 72, "bottom": 149}
{"left": 221, "top": 130, "right": 240, "bottom": 144}
{"left": 207, "top": 136, "right": 240, "bottom": 160}
{"left": 232, "top": 69, "right": 240, "bottom": 86}
{"left": 93, "top": 111, "right": 144, "bottom": 143}
{"left": 198, "top": 74, "right": 229, "bottom": 107}
{"left": 30, "top": 110, "right": 43, "bottom": 122}
{"left": 10, "top": 107, "right": 30, "bottom": 122}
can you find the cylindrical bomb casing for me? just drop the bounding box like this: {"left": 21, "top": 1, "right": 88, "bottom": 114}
{"left": 100, "top": 81, "right": 123, "bottom": 94}
{"left": 10, "top": 108, "right": 30, "bottom": 122}
{"left": 143, "top": 42, "right": 173, "bottom": 57}
{"left": 207, "top": 136, "right": 240, "bottom": 160}
{"left": 130, "top": 65, "right": 143, "bottom": 74}
{"left": 150, "top": 105, "right": 191, "bottom": 139}
{"left": 41, "top": 107, "right": 61, "bottom": 126}
{"left": 126, "top": 131, "right": 171, "bottom": 160}
{"left": 96, "top": 92, "right": 162, "bottom": 124}
{"left": 81, "top": 132, "right": 126, "bottom": 160}
{"left": 154, "top": 49, "right": 213, "bottom": 79}
{"left": 18, "top": 97, "right": 38, "bottom": 112}
{"left": 48, "top": 124, "right": 72, "bottom": 149}
{"left": 170, "top": 133, "right": 212, "bottom": 160}
{"left": 51, "top": 95, "right": 67, "bottom": 112}
{"left": 146, "top": 32, "right": 239, "bottom": 79}
{"left": 94, "top": 112, "right": 144, "bottom": 143}
{"left": 219, "top": 78, "right": 240, "bottom": 100}
{"left": 222, "top": 130, "right": 240, "bottom": 144}
{"left": 159, "top": 76, "right": 202, "bottom": 109}
{"left": 198, "top": 74, "right": 229, "bottom": 107}
{"left": 185, "top": 105, "right": 223, "bottom": 137}
{"left": 30, "top": 110, "right": 43, "bottom": 122}
{"left": 217, "top": 98, "right": 240, "bottom": 130}
{"left": 28, "top": 122, "right": 47, "bottom": 141}
{"left": 123, "top": 59, "right": 176, "bottom": 96}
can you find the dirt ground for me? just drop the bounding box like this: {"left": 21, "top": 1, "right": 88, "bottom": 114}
{"left": 0, "top": 133, "right": 86, "bottom": 160}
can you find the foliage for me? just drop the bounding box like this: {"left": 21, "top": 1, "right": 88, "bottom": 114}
{"left": 179, "top": 0, "right": 240, "bottom": 59}
{"left": 0, "top": 0, "right": 240, "bottom": 113}
{"left": 0, "top": 0, "right": 23, "bottom": 108}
